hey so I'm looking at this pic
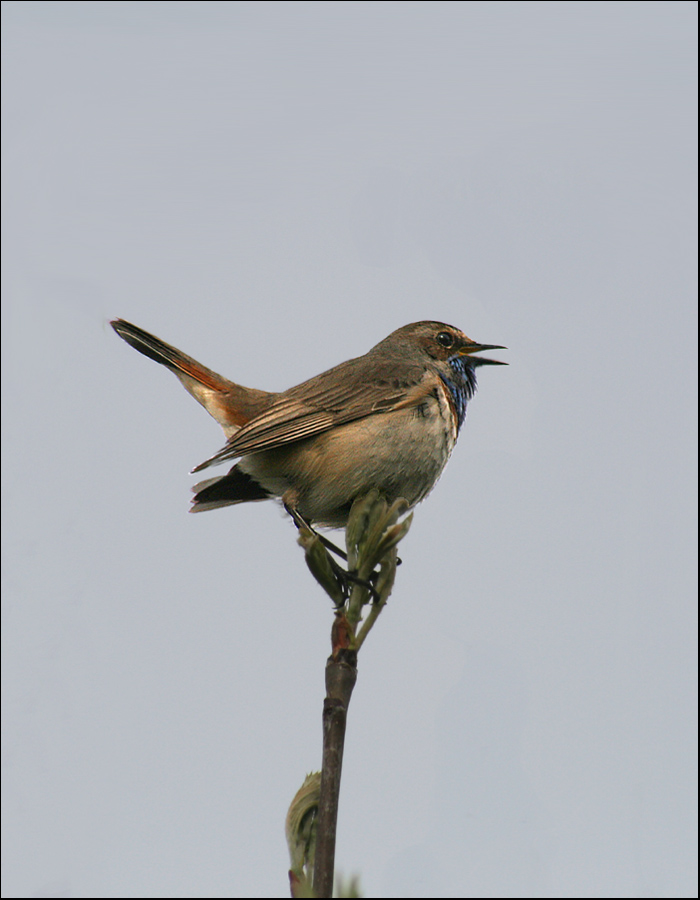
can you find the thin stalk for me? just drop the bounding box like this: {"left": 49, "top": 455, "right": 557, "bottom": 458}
{"left": 312, "top": 650, "right": 357, "bottom": 898}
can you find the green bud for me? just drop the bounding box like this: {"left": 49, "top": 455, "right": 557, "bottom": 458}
{"left": 299, "top": 530, "right": 345, "bottom": 606}
{"left": 286, "top": 772, "right": 321, "bottom": 896}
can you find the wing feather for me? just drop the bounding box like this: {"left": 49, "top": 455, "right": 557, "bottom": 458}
{"left": 191, "top": 358, "right": 431, "bottom": 472}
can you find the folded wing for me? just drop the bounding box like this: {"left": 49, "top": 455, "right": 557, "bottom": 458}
{"left": 192, "top": 358, "right": 432, "bottom": 471}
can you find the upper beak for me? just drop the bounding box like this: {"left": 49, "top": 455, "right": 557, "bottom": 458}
{"left": 458, "top": 342, "right": 508, "bottom": 366}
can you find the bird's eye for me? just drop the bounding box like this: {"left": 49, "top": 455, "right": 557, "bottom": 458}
{"left": 436, "top": 331, "right": 455, "bottom": 348}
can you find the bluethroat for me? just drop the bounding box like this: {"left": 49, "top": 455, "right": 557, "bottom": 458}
{"left": 111, "top": 319, "right": 505, "bottom": 539}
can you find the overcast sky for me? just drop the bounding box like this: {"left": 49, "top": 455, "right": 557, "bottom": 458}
{"left": 1, "top": 2, "right": 697, "bottom": 898}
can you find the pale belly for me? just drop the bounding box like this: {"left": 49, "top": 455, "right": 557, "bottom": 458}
{"left": 240, "top": 395, "right": 457, "bottom": 527}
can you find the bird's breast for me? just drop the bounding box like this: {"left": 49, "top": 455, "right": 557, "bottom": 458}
{"left": 240, "top": 392, "right": 459, "bottom": 526}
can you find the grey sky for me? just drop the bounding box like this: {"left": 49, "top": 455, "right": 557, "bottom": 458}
{"left": 1, "top": 2, "right": 697, "bottom": 897}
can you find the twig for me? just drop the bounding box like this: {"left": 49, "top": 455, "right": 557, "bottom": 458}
{"left": 288, "top": 492, "right": 413, "bottom": 898}
{"left": 313, "top": 649, "right": 357, "bottom": 898}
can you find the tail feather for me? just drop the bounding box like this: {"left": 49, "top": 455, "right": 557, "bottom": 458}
{"left": 111, "top": 319, "right": 275, "bottom": 433}
{"left": 111, "top": 319, "right": 232, "bottom": 390}
{"left": 190, "top": 466, "right": 271, "bottom": 513}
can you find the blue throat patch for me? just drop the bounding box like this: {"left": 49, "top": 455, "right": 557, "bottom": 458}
{"left": 440, "top": 356, "right": 478, "bottom": 430}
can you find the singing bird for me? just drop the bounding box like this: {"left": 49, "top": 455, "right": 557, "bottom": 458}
{"left": 111, "top": 319, "right": 505, "bottom": 530}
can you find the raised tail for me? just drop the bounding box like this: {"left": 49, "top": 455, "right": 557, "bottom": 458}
{"left": 111, "top": 319, "right": 274, "bottom": 433}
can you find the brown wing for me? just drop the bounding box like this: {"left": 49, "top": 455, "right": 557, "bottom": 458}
{"left": 191, "top": 356, "right": 432, "bottom": 472}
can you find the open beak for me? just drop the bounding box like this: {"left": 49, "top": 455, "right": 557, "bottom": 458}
{"left": 458, "top": 342, "right": 508, "bottom": 367}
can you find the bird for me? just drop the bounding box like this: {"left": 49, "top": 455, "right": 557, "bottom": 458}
{"left": 111, "top": 319, "right": 506, "bottom": 536}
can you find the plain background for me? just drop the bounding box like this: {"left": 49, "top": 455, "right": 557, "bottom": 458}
{"left": 1, "top": 2, "right": 697, "bottom": 897}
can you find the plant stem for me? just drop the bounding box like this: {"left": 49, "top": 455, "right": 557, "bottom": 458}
{"left": 312, "top": 649, "right": 357, "bottom": 898}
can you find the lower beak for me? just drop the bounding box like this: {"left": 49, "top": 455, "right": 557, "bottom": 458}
{"left": 458, "top": 343, "right": 508, "bottom": 366}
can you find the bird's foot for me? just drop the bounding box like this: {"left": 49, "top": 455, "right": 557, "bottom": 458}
{"left": 286, "top": 502, "right": 380, "bottom": 602}
{"left": 328, "top": 555, "right": 380, "bottom": 604}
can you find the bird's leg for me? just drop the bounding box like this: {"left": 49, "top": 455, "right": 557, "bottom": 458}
{"left": 285, "top": 503, "right": 380, "bottom": 602}
{"left": 284, "top": 504, "right": 348, "bottom": 561}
